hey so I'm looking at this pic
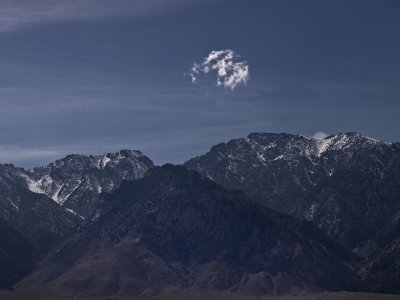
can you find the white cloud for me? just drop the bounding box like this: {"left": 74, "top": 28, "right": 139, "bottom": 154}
{"left": 312, "top": 131, "right": 329, "bottom": 139}
{"left": 188, "top": 49, "right": 250, "bottom": 90}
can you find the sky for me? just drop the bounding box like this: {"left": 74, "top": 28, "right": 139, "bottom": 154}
{"left": 0, "top": 0, "right": 399, "bottom": 168}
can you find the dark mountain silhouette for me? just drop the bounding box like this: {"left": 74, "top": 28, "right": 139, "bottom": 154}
{"left": 0, "top": 218, "right": 38, "bottom": 289}
{"left": 16, "top": 165, "right": 361, "bottom": 297}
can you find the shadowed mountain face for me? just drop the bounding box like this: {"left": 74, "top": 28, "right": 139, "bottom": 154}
{"left": 17, "top": 165, "right": 361, "bottom": 297}
{"left": 0, "top": 218, "right": 38, "bottom": 289}
{"left": 363, "top": 238, "right": 400, "bottom": 295}
{"left": 184, "top": 132, "right": 400, "bottom": 249}
{"left": 0, "top": 149, "right": 154, "bottom": 288}
{"left": 0, "top": 164, "right": 82, "bottom": 251}
{"left": 360, "top": 220, "right": 400, "bottom": 295}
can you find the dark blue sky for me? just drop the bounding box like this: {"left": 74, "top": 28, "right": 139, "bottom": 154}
{"left": 0, "top": 0, "right": 399, "bottom": 167}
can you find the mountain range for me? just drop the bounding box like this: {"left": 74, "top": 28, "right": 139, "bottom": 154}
{"left": 16, "top": 165, "right": 361, "bottom": 297}
{"left": 185, "top": 132, "right": 400, "bottom": 250}
{"left": 0, "top": 132, "right": 399, "bottom": 297}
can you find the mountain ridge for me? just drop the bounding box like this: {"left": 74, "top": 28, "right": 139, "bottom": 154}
{"left": 184, "top": 132, "right": 400, "bottom": 248}
{"left": 0, "top": 148, "right": 154, "bottom": 258}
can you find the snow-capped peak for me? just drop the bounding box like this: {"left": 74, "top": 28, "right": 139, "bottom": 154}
{"left": 309, "top": 132, "right": 385, "bottom": 157}
{"left": 22, "top": 149, "right": 154, "bottom": 218}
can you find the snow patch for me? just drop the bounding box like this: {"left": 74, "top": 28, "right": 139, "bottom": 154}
{"left": 314, "top": 138, "right": 332, "bottom": 156}
{"left": 20, "top": 173, "right": 45, "bottom": 195}
{"left": 51, "top": 184, "right": 64, "bottom": 204}
{"left": 273, "top": 155, "right": 284, "bottom": 161}
{"left": 100, "top": 155, "right": 111, "bottom": 168}
{"left": 8, "top": 199, "right": 18, "bottom": 211}
{"left": 256, "top": 152, "right": 266, "bottom": 162}
{"left": 64, "top": 208, "right": 85, "bottom": 220}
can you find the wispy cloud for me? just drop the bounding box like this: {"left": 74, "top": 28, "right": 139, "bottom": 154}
{"left": 0, "top": 146, "right": 60, "bottom": 164}
{"left": 188, "top": 50, "right": 250, "bottom": 90}
{"left": 0, "top": 0, "right": 214, "bottom": 32}
{"left": 312, "top": 131, "right": 329, "bottom": 139}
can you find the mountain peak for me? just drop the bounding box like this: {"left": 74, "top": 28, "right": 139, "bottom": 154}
{"left": 311, "top": 132, "right": 384, "bottom": 156}
{"left": 322, "top": 132, "right": 381, "bottom": 141}
{"left": 24, "top": 149, "right": 154, "bottom": 216}
{"left": 184, "top": 131, "right": 400, "bottom": 248}
{"left": 244, "top": 132, "right": 386, "bottom": 158}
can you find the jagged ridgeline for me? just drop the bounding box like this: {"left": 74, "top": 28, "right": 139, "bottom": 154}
{"left": 0, "top": 133, "right": 399, "bottom": 296}
{"left": 0, "top": 150, "right": 154, "bottom": 246}
{"left": 185, "top": 132, "right": 400, "bottom": 250}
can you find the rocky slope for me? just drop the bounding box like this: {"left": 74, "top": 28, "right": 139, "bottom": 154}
{"left": 0, "top": 149, "right": 154, "bottom": 287}
{"left": 0, "top": 164, "right": 82, "bottom": 251}
{"left": 27, "top": 150, "right": 154, "bottom": 218}
{"left": 184, "top": 132, "right": 400, "bottom": 249}
{"left": 17, "top": 165, "right": 361, "bottom": 297}
{"left": 0, "top": 149, "right": 153, "bottom": 250}
{"left": 360, "top": 219, "right": 400, "bottom": 294}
